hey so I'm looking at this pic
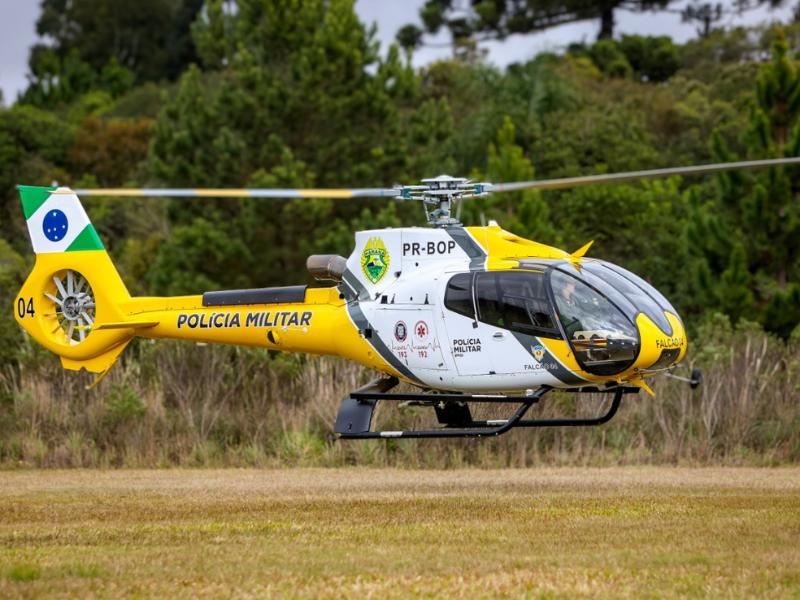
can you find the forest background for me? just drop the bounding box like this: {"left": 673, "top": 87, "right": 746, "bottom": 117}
{"left": 0, "top": 0, "right": 799, "bottom": 467}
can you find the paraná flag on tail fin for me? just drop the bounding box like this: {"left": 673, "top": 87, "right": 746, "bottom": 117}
{"left": 18, "top": 186, "right": 104, "bottom": 254}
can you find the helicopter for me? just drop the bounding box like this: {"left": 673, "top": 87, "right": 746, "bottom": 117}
{"left": 13, "top": 157, "right": 800, "bottom": 439}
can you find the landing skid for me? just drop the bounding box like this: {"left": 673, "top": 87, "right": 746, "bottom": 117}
{"left": 335, "top": 377, "right": 639, "bottom": 439}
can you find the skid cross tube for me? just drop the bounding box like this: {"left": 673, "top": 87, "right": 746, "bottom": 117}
{"left": 335, "top": 378, "right": 638, "bottom": 439}
{"left": 512, "top": 386, "right": 631, "bottom": 428}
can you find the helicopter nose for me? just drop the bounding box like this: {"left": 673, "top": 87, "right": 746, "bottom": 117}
{"left": 632, "top": 312, "right": 687, "bottom": 372}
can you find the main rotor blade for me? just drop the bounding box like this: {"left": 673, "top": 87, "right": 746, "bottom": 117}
{"left": 68, "top": 157, "right": 800, "bottom": 201}
{"left": 72, "top": 187, "right": 401, "bottom": 199}
{"left": 490, "top": 157, "right": 800, "bottom": 192}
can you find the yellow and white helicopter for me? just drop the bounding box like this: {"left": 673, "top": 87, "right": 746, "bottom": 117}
{"left": 14, "top": 158, "right": 799, "bottom": 438}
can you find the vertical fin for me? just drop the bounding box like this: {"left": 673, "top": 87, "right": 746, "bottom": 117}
{"left": 18, "top": 185, "right": 104, "bottom": 254}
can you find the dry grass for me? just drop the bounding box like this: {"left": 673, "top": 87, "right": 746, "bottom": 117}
{"left": 2, "top": 315, "right": 799, "bottom": 468}
{"left": 1, "top": 467, "right": 799, "bottom": 598}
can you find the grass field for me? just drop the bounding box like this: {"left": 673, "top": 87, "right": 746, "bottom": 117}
{"left": 1, "top": 468, "right": 799, "bottom": 598}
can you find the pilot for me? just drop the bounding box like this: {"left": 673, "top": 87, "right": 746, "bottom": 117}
{"left": 556, "top": 278, "right": 585, "bottom": 339}
{"left": 560, "top": 279, "right": 577, "bottom": 302}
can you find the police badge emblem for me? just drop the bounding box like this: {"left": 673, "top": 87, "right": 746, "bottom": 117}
{"left": 361, "top": 237, "right": 390, "bottom": 284}
{"left": 532, "top": 344, "right": 546, "bottom": 362}
{"left": 394, "top": 321, "right": 407, "bottom": 342}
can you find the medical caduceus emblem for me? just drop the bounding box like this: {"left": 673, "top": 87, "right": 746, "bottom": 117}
{"left": 361, "top": 237, "right": 390, "bottom": 284}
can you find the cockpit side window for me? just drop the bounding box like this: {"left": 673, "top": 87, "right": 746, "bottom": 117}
{"left": 549, "top": 269, "right": 639, "bottom": 375}
{"left": 474, "top": 271, "right": 560, "bottom": 337}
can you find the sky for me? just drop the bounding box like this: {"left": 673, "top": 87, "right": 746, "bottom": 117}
{"left": 0, "top": 0, "right": 795, "bottom": 103}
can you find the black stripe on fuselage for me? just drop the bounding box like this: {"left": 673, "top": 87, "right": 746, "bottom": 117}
{"left": 445, "top": 227, "right": 486, "bottom": 271}
{"left": 510, "top": 331, "right": 588, "bottom": 386}
{"left": 341, "top": 270, "right": 423, "bottom": 385}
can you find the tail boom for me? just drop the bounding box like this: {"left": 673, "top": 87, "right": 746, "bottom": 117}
{"left": 123, "top": 287, "right": 400, "bottom": 376}
{"left": 123, "top": 288, "right": 345, "bottom": 354}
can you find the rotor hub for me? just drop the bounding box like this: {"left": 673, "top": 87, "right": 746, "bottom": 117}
{"left": 397, "top": 175, "right": 491, "bottom": 227}
{"left": 62, "top": 295, "right": 83, "bottom": 320}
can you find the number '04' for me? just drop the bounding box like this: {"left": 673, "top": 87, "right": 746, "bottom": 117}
{"left": 17, "top": 298, "right": 35, "bottom": 318}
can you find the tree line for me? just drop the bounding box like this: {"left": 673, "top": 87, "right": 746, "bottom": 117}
{"left": 4, "top": 1, "right": 799, "bottom": 332}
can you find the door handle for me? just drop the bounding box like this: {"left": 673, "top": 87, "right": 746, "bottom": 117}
{"left": 493, "top": 332, "right": 504, "bottom": 339}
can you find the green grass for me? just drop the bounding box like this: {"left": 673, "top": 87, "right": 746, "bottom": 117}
{"left": 0, "top": 468, "right": 799, "bottom": 597}
{"left": 6, "top": 564, "right": 40, "bottom": 582}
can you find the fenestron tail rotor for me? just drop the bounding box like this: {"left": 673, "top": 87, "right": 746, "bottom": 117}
{"left": 44, "top": 270, "right": 96, "bottom": 346}
{"left": 65, "top": 156, "right": 800, "bottom": 227}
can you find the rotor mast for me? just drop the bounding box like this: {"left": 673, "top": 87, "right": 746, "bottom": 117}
{"left": 397, "top": 175, "right": 490, "bottom": 227}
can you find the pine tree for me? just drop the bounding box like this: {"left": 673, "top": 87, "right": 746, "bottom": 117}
{"left": 689, "top": 28, "right": 800, "bottom": 337}
{"left": 464, "top": 116, "right": 555, "bottom": 243}
{"left": 149, "top": 0, "right": 422, "bottom": 290}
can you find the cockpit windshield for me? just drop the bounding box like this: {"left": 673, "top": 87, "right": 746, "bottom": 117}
{"left": 581, "top": 262, "right": 677, "bottom": 333}
{"left": 549, "top": 269, "right": 639, "bottom": 375}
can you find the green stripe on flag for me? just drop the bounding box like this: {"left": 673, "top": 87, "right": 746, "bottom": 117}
{"left": 66, "top": 225, "right": 104, "bottom": 251}
{"left": 18, "top": 185, "right": 56, "bottom": 219}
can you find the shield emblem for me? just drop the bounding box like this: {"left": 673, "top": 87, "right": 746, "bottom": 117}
{"left": 361, "top": 237, "right": 390, "bottom": 284}
{"left": 532, "top": 344, "right": 545, "bottom": 363}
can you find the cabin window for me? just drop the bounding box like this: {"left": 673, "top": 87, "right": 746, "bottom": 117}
{"left": 444, "top": 273, "right": 474, "bottom": 318}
